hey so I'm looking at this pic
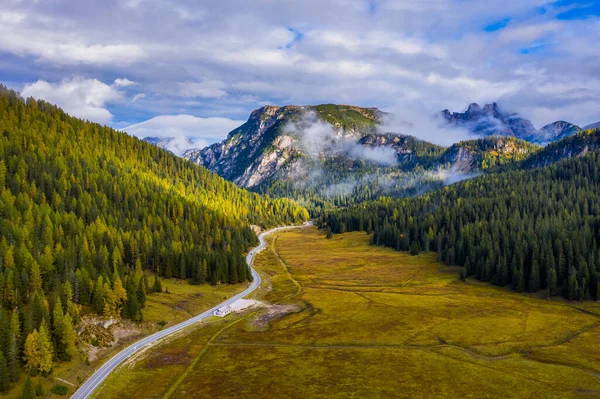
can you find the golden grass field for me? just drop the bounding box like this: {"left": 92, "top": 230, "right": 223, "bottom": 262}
{"left": 92, "top": 227, "right": 600, "bottom": 398}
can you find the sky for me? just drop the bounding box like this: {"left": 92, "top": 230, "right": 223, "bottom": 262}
{"left": 1, "top": 0, "right": 599, "bottom": 150}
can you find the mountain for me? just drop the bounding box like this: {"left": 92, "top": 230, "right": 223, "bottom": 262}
{"left": 441, "top": 102, "right": 537, "bottom": 141}
{"left": 583, "top": 121, "right": 600, "bottom": 130}
{"left": 538, "top": 121, "right": 581, "bottom": 142}
{"left": 521, "top": 127, "right": 600, "bottom": 169}
{"left": 184, "top": 104, "right": 543, "bottom": 209}
{"left": 441, "top": 103, "right": 580, "bottom": 144}
{"left": 184, "top": 104, "right": 385, "bottom": 188}
{"left": 143, "top": 136, "right": 194, "bottom": 155}
{"left": 0, "top": 86, "right": 308, "bottom": 389}
{"left": 440, "top": 136, "right": 540, "bottom": 172}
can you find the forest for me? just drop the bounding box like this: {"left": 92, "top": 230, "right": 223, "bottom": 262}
{"left": 254, "top": 136, "right": 539, "bottom": 216}
{"left": 321, "top": 130, "right": 600, "bottom": 302}
{"left": 0, "top": 86, "right": 308, "bottom": 391}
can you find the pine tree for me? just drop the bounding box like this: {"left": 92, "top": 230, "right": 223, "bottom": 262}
{"left": 29, "top": 262, "right": 42, "bottom": 293}
{"left": 0, "top": 352, "right": 8, "bottom": 392}
{"left": 546, "top": 266, "right": 558, "bottom": 298}
{"left": 513, "top": 267, "right": 525, "bottom": 293}
{"left": 179, "top": 256, "right": 186, "bottom": 279}
{"left": 35, "top": 378, "right": 44, "bottom": 396}
{"left": 23, "top": 326, "right": 53, "bottom": 374}
{"left": 152, "top": 268, "right": 162, "bottom": 293}
{"left": 136, "top": 277, "right": 146, "bottom": 308}
{"left": 566, "top": 267, "right": 577, "bottom": 300}
{"left": 59, "top": 314, "right": 77, "bottom": 361}
{"left": 6, "top": 333, "right": 20, "bottom": 382}
{"left": 528, "top": 257, "right": 540, "bottom": 292}
{"left": 21, "top": 375, "right": 35, "bottom": 399}
{"left": 92, "top": 276, "right": 105, "bottom": 314}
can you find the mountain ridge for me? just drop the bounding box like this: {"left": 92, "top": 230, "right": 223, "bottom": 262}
{"left": 441, "top": 102, "right": 581, "bottom": 144}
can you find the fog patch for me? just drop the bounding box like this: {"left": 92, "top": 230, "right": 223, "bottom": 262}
{"left": 283, "top": 111, "right": 397, "bottom": 166}
{"left": 380, "top": 106, "right": 476, "bottom": 146}
{"left": 427, "top": 163, "right": 481, "bottom": 185}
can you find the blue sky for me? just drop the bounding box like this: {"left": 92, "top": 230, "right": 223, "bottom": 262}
{"left": 1, "top": 0, "right": 599, "bottom": 150}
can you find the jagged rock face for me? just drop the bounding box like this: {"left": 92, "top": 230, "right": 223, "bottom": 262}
{"left": 538, "top": 121, "right": 581, "bottom": 143}
{"left": 441, "top": 103, "right": 584, "bottom": 144}
{"left": 441, "top": 102, "right": 538, "bottom": 141}
{"left": 441, "top": 137, "right": 539, "bottom": 172}
{"left": 184, "top": 105, "right": 301, "bottom": 187}
{"left": 183, "top": 104, "right": 384, "bottom": 188}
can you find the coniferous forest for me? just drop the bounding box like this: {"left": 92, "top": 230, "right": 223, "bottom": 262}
{"left": 0, "top": 87, "right": 308, "bottom": 389}
{"left": 321, "top": 131, "right": 600, "bottom": 302}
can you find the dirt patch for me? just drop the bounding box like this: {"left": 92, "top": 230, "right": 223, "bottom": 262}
{"left": 145, "top": 351, "right": 193, "bottom": 369}
{"left": 78, "top": 315, "right": 143, "bottom": 362}
{"left": 253, "top": 304, "right": 302, "bottom": 329}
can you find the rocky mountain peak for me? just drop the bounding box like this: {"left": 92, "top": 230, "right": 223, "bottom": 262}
{"left": 440, "top": 102, "right": 579, "bottom": 144}
{"left": 467, "top": 103, "right": 481, "bottom": 113}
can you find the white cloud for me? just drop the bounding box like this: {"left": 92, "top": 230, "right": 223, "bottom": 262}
{"left": 132, "top": 93, "right": 146, "bottom": 102}
{"left": 498, "top": 21, "right": 561, "bottom": 44}
{"left": 123, "top": 114, "right": 244, "bottom": 153}
{"left": 21, "top": 77, "right": 122, "bottom": 123}
{"left": 1, "top": 0, "right": 599, "bottom": 129}
{"left": 114, "top": 78, "right": 137, "bottom": 87}
{"left": 0, "top": 31, "right": 146, "bottom": 66}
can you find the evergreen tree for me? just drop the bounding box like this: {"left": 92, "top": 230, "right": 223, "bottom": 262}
{"left": 23, "top": 326, "right": 53, "bottom": 374}
{"left": 547, "top": 266, "right": 558, "bottom": 298}
{"left": 0, "top": 352, "right": 8, "bottom": 392}
{"left": 92, "top": 277, "right": 105, "bottom": 314}
{"left": 152, "top": 267, "right": 163, "bottom": 293}
{"left": 35, "top": 378, "right": 44, "bottom": 396}
{"left": 136, "top": 278, "right": 146, "bottom": 308}
{"left": 21, "top": 375, "right": 35, "bottom": 399}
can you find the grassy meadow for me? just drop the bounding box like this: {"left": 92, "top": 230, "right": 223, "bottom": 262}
{"left": 92, "top": 227, "right": 600, "bottom": 398}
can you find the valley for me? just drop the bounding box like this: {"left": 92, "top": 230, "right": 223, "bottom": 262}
{"left": 91, "top": 227, "right": 600, "bottom": 398}
{"left": 3, "top": 2, "right": 600, "bottom": 398}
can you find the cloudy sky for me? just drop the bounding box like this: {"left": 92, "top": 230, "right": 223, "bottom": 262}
{"left": 1, "top": 0, "right": 599, "bottom": 149}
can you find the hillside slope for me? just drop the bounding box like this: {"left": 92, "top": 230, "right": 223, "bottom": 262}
{"left": 0, "top": 86, "right": 308, "bottom": 391}
{"left": 185, "top": 105, "right": 540, "bottom": 210}
{"left": 322, "top": 145, "right": 600, "bottom": 301}
{"left": 521, "top": 128, "right": 600, "bottom": 169}
{"left": 184, "top": 104, "right": 384, "bottom": 188}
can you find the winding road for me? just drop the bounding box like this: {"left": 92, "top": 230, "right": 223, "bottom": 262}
{"left": 70, "top": 224, "right": 306, "bottom": 399}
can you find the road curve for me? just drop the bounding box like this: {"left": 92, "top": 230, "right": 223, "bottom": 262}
{"left": 70, "top": 223, "right": 307, "bottom": 399}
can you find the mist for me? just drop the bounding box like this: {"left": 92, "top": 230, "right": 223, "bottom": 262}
{"left": 428, "top": 163, "right": 482, "bottom": 185}
{"left": 379, "top": 106, "right": 477, "bottom": 146}
{"left": 283, "top": 111, "right": 398, "bottom": 166}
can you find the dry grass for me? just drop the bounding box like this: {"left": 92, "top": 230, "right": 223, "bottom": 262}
{"left": 93, "top": 227, "right": 600, "bottom": 398}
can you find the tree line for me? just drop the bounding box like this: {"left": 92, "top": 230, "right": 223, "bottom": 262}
{"left": 321, "top": 134, "right": 600, "bottom": 302}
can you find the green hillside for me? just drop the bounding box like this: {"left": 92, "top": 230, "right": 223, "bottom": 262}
{"left": 321, "top": 147, "right": 600, "bottom": 301}
{"left": 0, "top": 86, "right": 308, "bottom": 390}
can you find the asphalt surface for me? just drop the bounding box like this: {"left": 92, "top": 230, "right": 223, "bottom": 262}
{"left": 70, "top": 224, "right": 304, "bottom": 399}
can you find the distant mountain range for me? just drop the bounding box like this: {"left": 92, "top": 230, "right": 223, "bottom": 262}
{"left": 583, "top": 121, "right": 600, "bottom": 130}
{"left": 441, "top": 102, "right": 583, "bottom": 144}
{"left": 141, "top": 102, "right": 600, "bottom": 203}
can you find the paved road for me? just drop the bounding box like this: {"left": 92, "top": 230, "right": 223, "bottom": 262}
{"left": 70, "top": 224, "right": 305, "bottom": 399}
